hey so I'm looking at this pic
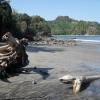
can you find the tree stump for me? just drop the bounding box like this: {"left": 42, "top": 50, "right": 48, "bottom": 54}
{"left": 0, "top": 32, "right": 29, "bottom": 78}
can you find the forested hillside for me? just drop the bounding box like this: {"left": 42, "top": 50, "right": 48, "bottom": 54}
{"left": 0, "top": 0, "right": 51, "bottom": 40}
{"left": 47, "top": 16, "right": 100, "bottom": 35}
{"left": 0, "top": 0, "right": 100, "bottom": 41}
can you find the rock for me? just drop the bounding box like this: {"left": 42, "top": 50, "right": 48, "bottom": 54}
{"left": 32, "top": 80, "right": 37, "bottom": 84}
{"left": 33, "top": 66, "right": 37, "bottom": 69}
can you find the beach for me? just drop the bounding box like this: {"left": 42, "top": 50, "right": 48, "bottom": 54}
{"left": 0, "top": 43, "right": 100, "bottom": 100}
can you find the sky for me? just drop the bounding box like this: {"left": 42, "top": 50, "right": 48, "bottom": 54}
{"left": 10, "top": 0, "right": 100, "bottom": 23}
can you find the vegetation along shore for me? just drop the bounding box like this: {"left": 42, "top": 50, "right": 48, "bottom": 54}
{"left": 0, "top": 0, "right": 100, "bottom": 42}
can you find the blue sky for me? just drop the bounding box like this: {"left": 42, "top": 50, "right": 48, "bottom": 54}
{"left": 10, "top": 0, "right": 100, "bottom": 22}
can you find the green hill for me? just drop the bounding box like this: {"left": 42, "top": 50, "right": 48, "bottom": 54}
{"left": 47, "top": 16, "right": 100, "bottom": 35}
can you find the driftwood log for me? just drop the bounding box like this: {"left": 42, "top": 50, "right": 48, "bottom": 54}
{"left": 59, "top": 74, "right": 100, "bottom": 94}
{"left": 0, "top": 32, "right": 29, "bottom": 78}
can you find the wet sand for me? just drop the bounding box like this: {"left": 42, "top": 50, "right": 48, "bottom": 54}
{"left": 0, "top": 43, "right": 100, "bottom": 100}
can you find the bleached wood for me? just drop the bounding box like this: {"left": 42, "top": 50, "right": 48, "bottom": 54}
{"left": 59, "top": 74, "right": 100, "bottom": 94}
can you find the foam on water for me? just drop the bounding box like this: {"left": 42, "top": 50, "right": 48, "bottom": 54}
{"left": 52, "top": 35, "right": 100, "bottom": 44}
{"left": 74, "top": 39, "right": 100, "bottom": 44}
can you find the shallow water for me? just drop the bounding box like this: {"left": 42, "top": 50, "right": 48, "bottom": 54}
{"left": 52, "top": 35, "right": 100, "bottom": 40}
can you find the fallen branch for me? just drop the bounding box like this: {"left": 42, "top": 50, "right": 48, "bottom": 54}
{"left": 59, "top": 74, "right": 100, "bottom": 94}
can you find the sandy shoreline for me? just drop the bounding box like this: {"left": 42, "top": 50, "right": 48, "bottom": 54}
{"left": 0, "top": 43, "right": 100, "bottom": 100}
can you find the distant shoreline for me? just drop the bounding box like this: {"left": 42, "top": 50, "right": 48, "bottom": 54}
{"left": 51, "top": 35, "right": 100, "bottom": 44}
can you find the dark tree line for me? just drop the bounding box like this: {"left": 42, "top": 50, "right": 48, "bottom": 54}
{"left": 0, "top": 0, "right": 12, "bottom": 37}
{"left": 0, "top": 0, "right": 51, "bottom": 40}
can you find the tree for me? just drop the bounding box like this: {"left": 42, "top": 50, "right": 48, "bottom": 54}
{"left": 30, "top": 16, "right": 51, "bottom": 40}
{"left": 11, "top": 11, "right": 32, "bottom": 38}
{"left": 20, "top": 21, "right": 28, "bottom": 36}
{"left": 0, "top": 0, "right": 12, "bottom": 37}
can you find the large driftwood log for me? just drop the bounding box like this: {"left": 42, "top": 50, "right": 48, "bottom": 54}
{"left": 0, "top": 32, "right": 29, "bottom": 78}
{"left": 0, "top": 44, "right": 9, "bottom": 51}
{"left": 59, "top": 74, "right": 100, "bottom": 94}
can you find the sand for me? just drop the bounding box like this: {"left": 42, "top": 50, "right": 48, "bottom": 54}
{"left": 0, "top": 43, "right": 100, "bottom": 100}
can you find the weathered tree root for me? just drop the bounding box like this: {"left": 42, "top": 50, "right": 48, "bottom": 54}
{"left": 59, "top": 74, "right": 100, "bottom": 94}
{"left": 0, "top": 32, "right": 29, "bottom": 78}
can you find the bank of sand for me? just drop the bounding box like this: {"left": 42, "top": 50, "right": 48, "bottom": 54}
{"left": 0, "top": 43, "right": 100, "bottom": 100}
